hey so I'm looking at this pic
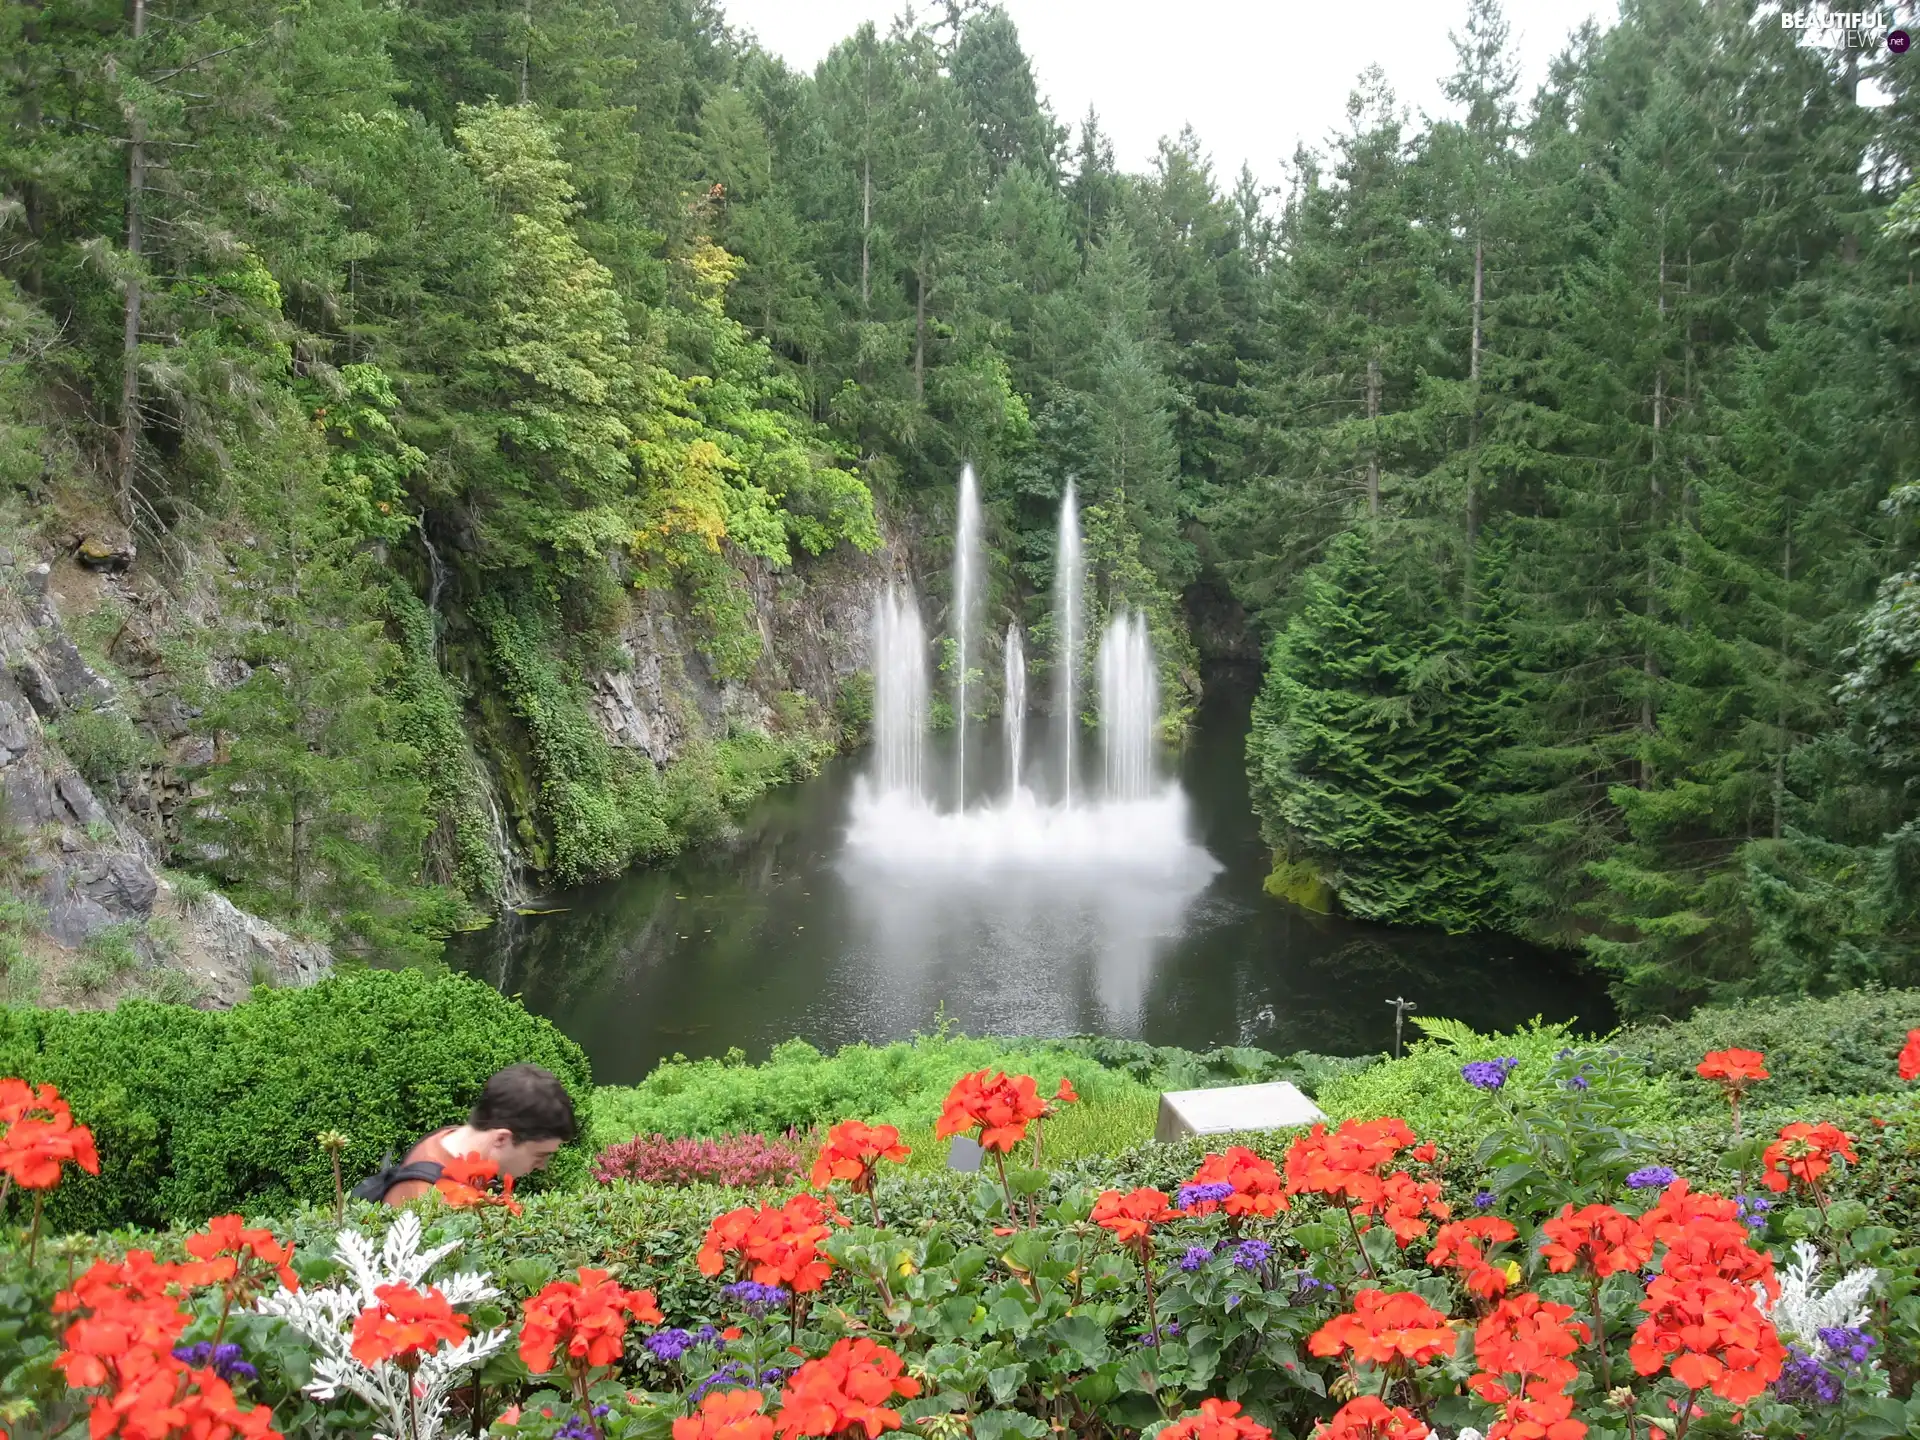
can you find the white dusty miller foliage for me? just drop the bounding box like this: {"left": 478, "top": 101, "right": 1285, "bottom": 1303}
{"left": 255, "top": 1211, "right": 508, "bottom": 1440}
{"left": 1761, "top": 1240, "right": 1878, "bottom": 1354}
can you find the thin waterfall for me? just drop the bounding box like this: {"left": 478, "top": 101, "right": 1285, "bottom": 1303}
{"left": 1054, "top": 479, "right": 1084, "bottom": 804}
{"left": 1098, "top": 609, "right": 1157, "bottom": 802}
{"left": 1004, "top": 625, "right": 1027, "bottom": 795}
{"left": 421, "top": 530, "right": 449, "bottom": 662}
{"left": 871, "top": 586, "right": 928, "bottom": 799}
{"left": 953, "top": 464, "right": 982, "bottom": 810}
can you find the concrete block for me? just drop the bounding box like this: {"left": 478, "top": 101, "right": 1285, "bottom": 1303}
{"left": 1155, "top": 1081, "right": 1325, "bottom": 1143}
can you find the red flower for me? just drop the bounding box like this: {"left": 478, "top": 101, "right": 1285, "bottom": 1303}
{"left": 184, "top": 1215, "right": 298, "bottom": 1293}
{"left": 349, "top": 1283, "right": 470, "bottom": 1368}
{"left": 1054, "top": 1077, "right": 1080, "bottom": 1106}
{"left": 520, "top": 1268, "right": 662, "bottom": 1374}
{"left": 1428, "top": 1217, "right": 1518, "bottom": 1298}
{"left": 1538, "top": 1204, "right": 1652, "bottom": 1279}
{"left": 1161, "top": 1397, "right": 1272, "bottom": 1440}
{"left": 675, "top": 1389, "right": 774, "bottom": 1440}
{"left": 1695, "top": 1050, "right": 1769, "bottom": 1094}
{"left": 775, "top": 1337, "right": 921, "bottom": 1439}
{"left": 434, "top": 1153, "right": 523, "bottom": 1216}
{"left": 697, "top": 1193, "right": 842, "bottom": 1294}
{"left": 1308, "top": 1288, "right": 1458, "bottom": 1367}
{"left": 933, "top": 1070, "right": 1049, "bottom": 1153}
{"left": 1470, "top": 1293, "right": 1588, "bottom": 1394}
{"left": 1285, "top": 1119, "right": 1418, "bottom": 1208}
{"left": 1181, "top": 1147, "right": 1289, "bottom": 1218}
{"left": 1091, "top": 1187, "right": 1175, "bottom": 1248}
{"left": 0, "top": 1106, "right": 100, "bottom": 1190}
{"left": 1759, "top": 1122, "right": 1857, "bottom": 1195}
{"left": 1640, "top": 1181, "right": 1776, "bottom": 1296}
{"left": 1310, "top": 1395, "right": 1432, "bottom": 1440}
{"left": 1630, "top": 1272, "right": 1786, "bottom": 1403}
{"left": 1899, "top": 1029, "right": 1920, "bottom": 1083}
{"left": 1361, "top": 1170, "right": 1449, "bottom": 1247}
{"left": 809, "top": 1121, "right": 910, "bottom": 1194}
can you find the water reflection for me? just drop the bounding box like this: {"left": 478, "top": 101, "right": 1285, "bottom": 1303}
{"left": 451, "top": 670, "right": 1616, "bottom": 1083}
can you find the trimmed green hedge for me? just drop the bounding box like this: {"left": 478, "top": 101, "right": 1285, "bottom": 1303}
{"left": 0, "top": 969, "right": 591, "bottom": 1230}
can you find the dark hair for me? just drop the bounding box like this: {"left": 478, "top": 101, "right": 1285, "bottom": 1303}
{"left": 470, "top": 1063, "right": 577, "bottom": 1142}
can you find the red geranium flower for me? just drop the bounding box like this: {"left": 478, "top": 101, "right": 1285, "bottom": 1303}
{"left": 675, "top": 1389, "right": 774, "bottom": 1440}
{"left": 1285, "top": 1119, "right": 1418, "bottom": 1208}
{"left": 809, "top": 1121, "right": 910, "bottom": 1195}
{"left": 1181, "top": 1147, "right": 1288, "bottom": 1219}
{"left": 1469, "top": 1292, "right": 1589, "bottom": 1396}
{"left": 520, "top": 1268, "right": 662, "bottom": 1374}
{"left": 1310, "top": 1395, "right": 1432, "bottom": 1440}
{"left": 1428, "top": 1216, "right": 1518, "bottom": 1298}
{"left": 184, "top": 1215, "right": 298, "bottom": 1293}
{"left": 1640, "top": 1180, "right": 1776, "bottom": 1296}
{"left": 1630, "top": 1272, "right": 1786, "bottom": 1403}
{"left": 0, "top": 1108, "right": 100, "bottom": 1190}
{"left": 434, "top": 1153, "right": 522, "bottom": 1215}
{"left": 1308, "top": 1288, "right": 1458, "bottom": 1367}
{"left": 933, "top": 1070, "right": 1050, "bottom": 1153}
{"left": 1695, "top": 1050, "right": 1769, "bottom": 1094}
{"left": 349, "top": 1283, "right": 470, "bottom": 1369}
{"left": 1161, "top": 1397, "right": 1272, "bottom": 1440}
{"left": 774, "top": 1337, "right": 921, "bottom": 1439}
{"left": 1053, "top": 1077, "right": 1080, "bottom": 1106}
{"left": 1091, "top": 1187, "right": 1176, "bottom": 1248}
{"left": 1899, "top": 1029, "right": 1920, "bottom": 1083}
{"left": 697, "top": 1193, "right": 842, "bottom": 1294}
{"left": 1759, "top": 1122, "right": 1857, "bottom": 1195}
{"left": 1539, "top": 1204, "right": 1653, "bottom": 1279}
{"left": 1361, "top": 1169, "right": 1449, "bottom": 1247}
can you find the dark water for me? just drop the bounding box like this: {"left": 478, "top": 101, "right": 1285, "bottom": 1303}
{"left": 451, "top": 670, "right": 1614, "bottom": 1085}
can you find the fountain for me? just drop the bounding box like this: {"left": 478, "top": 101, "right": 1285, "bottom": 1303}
{"left": 1055, "top": 480, "right": 1083, "bottom": 804}
{"left": 1004, "top": 625, "right": 1027, "bottom": 793}
{"left": 846, "top": 467, "right": 1214, "bottom": 889}
{"left": 953, "top": 464, "right": 982, "bottom": 810}
{"left": 1098, "top": 609, "right": 1156, "bottom": 802}
{"left": 870, "top": 586, "right": 928, "bottom": 800}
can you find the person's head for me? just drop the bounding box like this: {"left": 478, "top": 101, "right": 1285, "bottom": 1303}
{"left": 466, "top": 1064, "right": 576, "bottom": 1177}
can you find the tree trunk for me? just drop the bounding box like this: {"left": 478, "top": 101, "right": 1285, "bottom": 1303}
{"left": 115, "top": 0, "right": 149, "bottom": 524}
{"left": 1466, "top": 236, "right": 1484, "bottom": 610}
{"left": 1365, "top": 355, "right": 1381, "bottom": 518}
{"left": 860, "top": 156, "right": 871, "bottom": 312}
{"left": 1774, "top": 510, "right": 1791, "bottom": 841}
{"left": 519, "top": 0, "right": 532, "bottom": 102}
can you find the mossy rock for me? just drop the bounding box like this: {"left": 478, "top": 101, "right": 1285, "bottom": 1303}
{"left": 1263, "top": 855, "right": 1334, "bottom": 913}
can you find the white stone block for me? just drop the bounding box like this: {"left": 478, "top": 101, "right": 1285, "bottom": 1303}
{"left": 1154, "top": 1081, "right": 1325, "bottom": 1143}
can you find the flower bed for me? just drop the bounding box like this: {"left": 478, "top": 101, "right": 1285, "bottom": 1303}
{"left": 7, "top": 1039, "right": 1920, "bottom": 1440}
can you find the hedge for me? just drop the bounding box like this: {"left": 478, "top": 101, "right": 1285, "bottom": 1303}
{"left": 0, "top": 969, "right": 591, "bottom": 1229}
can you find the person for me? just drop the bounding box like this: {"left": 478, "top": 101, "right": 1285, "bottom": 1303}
{"left": 354, "top": 1063, "right": 576, "bottom": 1205}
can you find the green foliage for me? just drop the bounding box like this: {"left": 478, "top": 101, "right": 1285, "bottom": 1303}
{"left": 50, "top": 708, "right": 154, "bottom": 795}
{"left": 0, "top": 896, "right": 42, "bottom": 1006}
{"left": 0, "top": 970, "right": 591, "bottom": 1229}
{"left": 588, "top": 1033, "right": 1148, "bottom": 1149}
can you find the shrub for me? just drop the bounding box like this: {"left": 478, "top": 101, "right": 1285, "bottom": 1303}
{"left": 587, "top": 1033, "right": 1149, "bottom": 1147}
{"left": 0, "top": 969, "right": 591, "bottom": 1228}
{"left": 1619, "top": 987, "right": 1920, "bottom": 1111}
{"left": 592, "top": 1130, "right": 813, "bottom": 1188}
{"left": 50, "top": 707, "right": 154, "bottom": 793}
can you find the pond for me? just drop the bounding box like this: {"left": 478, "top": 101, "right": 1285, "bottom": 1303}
{"left": 450, "top": 668, "right": 1615, "bottom": 1085}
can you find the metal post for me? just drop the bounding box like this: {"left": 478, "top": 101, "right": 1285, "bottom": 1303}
{"left": 1385, "top": 997, "right": 1417, "bottom": 1060}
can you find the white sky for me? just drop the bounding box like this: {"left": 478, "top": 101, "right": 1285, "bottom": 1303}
{"left": 718, "top": 0, "right": 1620, "bottom": 189}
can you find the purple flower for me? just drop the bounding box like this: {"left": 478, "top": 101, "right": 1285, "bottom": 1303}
{"left": 592, "top": 1405, "right": 612, "bottom": 1419}
{"left": 555, "top": 1418, "right": 599, "bottom": 1440}
{"left": 1565, "top": 1075, "right": 1590, "bottom": 1091}
{"left": 690, "top": 1363, "right": 752, "bottom": 1402}
{"left": 759, "top": 1367, "right": 787, "bottom": 1387}
{"left": 1232, "top": 1240, "right": 1271, "bottom": 1272}
{"left": 1818, "top": 1325, "right": 1876, "bottom": 1368}
{"left": 171, "top": 1342, "right": 255, "bottom": 1384}
{"left": 1735, "top": 1195, "right": 1771, "bottom": 1231}
{"left": 1177, "top": 1181, "right": 1236, "bottom": 1209}
{"left": 1473, "top": 1189, "right": 1496, "bottom": 1209}
{"left": 721, "top": 1280, "right": 790, "bottom": 1314}
{"left": 1294, "top": 1271, "right": 1336, "bottom": 1299}
{"left": 1462, "top": 1058, "right": 1519, "bottom": 1091}
{"left": 1626, "top": 1166, "right": 1678, "bottom": 1190}
{"left": 1137, "top": 1320, "right": 1180, "bottom": 1348}
{"left": 1776, "top": 1345, "right": 1844, "bottom": 1406}
{"left": 694, "top": 1324, "right": 720, "bottom": 1347}
{"left": 1178, "top": 1245, "right": 1213, "bottom": 1272}
{"left": 646, "top": 1328, "right": 694, "bottom": 1363}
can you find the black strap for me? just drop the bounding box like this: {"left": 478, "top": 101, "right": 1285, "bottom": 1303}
{"left": 349, "top": 1155, "right": 445, "bottom": 1203}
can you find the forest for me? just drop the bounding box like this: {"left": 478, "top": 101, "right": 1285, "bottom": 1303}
{"left": 3, "top": 0, "right": 1920, "bottom": 1019}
